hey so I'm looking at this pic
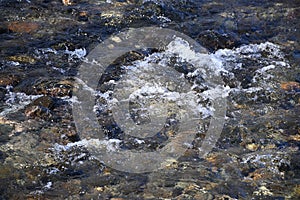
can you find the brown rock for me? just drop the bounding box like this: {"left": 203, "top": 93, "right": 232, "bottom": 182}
{"left": 0, "top": 74, "right": 20, "bottom": 86}
{"left": 8, "top": 55, "right": 36, "bottom": 64}
{"left": 205, "top": 152, "right": 231, "bottom": 167}
{"left": 31, "top": 96, "right": 55, "bottom": 109}
{"left": 280, "top": 81, "right": 300, "bottom": 91}
{"left": 34, "top": 79, "right": 74, "bottom": 97}
{"left": 8, "top": 21, "right": 39, "bottom": 33}
{"left": 62, "top": 0, "right": 72, "bottom": 6}
{"left": 24, "top": 105, "right": 50, "bottom": 118}
{"left": 25, "top": 96, "right": 55, "bottom": 118}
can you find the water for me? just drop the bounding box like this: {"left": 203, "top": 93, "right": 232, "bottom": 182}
{"left": 0, "top": 0, "right": 299, "bottom": 199}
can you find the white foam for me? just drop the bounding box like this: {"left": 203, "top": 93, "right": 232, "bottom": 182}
{"left": 256, "top": 64, "right": 276, "bottom": 74}
{"left": 57, "top": 38, "right": 290, "bottom": 159}
{"left": 134, "top": 138, "right": 145, "bottom": 144}
{"left": 0, "top": 86, "right": 43, "bottom": 117}
{"left": 65, "top": 48, "right": 87, "bottom": 59}
{"left": 54, "top": 138, "right": 122, "bottom": 153}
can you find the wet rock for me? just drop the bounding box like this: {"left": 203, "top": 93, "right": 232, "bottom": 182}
{"left": 31, "top": 95, "right": 55, "bottom": 108}
{"left": 0, "top": 164, "right": 13, "bottom": 179}
{"left": 39, "top": 125, "right": 79, "bottom": 145}
{"left": 205, "top": 152, "right": 233, "bottom": 168}
{"left": 295, "top": 73, "right": 300, "bottom": 83}
{"left": 291, "top": 185, "right": 300, "bottom": 199}
{"left": 24, "top": 105, "right": 50, "bottom": 119}
{"left": 281, "top": 81, "right": 300, "bottom": 92}
{"left": 77, "top": 11, "right": 89, "bottom": 22}
{"left": 8, "top": 21, "right": 39, "bottom": 33}
{"left": 12, "top": 77, "right": 38, "bottom": 95}
{"left": 7, "top": 55, "right": 36, "bottom": 64}
{"left": 0, "top": 87, "right": 6, "bottom": 100}
{"left": 0, "top": 124, "right": 13, "bottom": 143}
{"left": 197, "top": 30, "right": 240, "bottom": 52}
{"left": 0, "top": 150, "right": 7, "bottom": 162}
{"left": 245, "top": 168, "right": 273, "bottom": 181}
{"left": 0, "top": 74, "right": 20, "bottom": 87}
{"left": 293, "top": 50, "right": 300, "bottom": 61}
{"left": 34, "top": 79, "right": 74, "bottom": 97}
{"left": 213, "top": 181, "right": 251, "bottom": 199}
{"left": 62, "top": 0, "right": 73, "bottom": 6}
{"left": 245, "top": 143, "right": 260, "bottom": 151}
{"left": 24, "top": 96, "right": 55, "bottom": 118}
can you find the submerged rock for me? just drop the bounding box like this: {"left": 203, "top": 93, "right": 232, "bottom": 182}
{"left": 0, "top": 74, "right": 20, "bottom": 87}
{"left": 7, "top": 21, "right": 39, "bottom": 34}
{"left": 24, "top": 96, "right": 54, "bottom": 118}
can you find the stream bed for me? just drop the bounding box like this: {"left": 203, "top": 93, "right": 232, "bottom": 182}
{"left": 0, "top": 0, "right": 300, "bottom": 199}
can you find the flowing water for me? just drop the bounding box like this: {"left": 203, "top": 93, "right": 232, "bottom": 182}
{"left": 0, "top": 0, "right": 300, "bottom": 199}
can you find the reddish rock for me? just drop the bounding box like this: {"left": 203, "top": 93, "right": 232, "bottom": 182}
{"left": 8, "top": 21, "right": 39, "bottom": 33}
{"left": 281, "top": 81, "right": 300, "bottom": 91}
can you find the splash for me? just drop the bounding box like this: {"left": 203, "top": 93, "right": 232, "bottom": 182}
{"left": 69, "top": 27, "right": 289, "bottom": 173}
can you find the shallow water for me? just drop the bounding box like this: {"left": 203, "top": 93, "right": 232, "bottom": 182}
{"left": 0, "top": 0, "right": 300, "bottom": 199}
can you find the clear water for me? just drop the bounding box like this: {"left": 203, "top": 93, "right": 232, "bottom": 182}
{"left": 0, "top": 0, "right": 299, "bottom": 199}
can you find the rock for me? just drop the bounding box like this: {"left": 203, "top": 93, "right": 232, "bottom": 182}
{"left": 31, "top": 96, "right": 55, "bottom": 109}
{"left": 295, "top": 73, "right": 300, "bottom": 83}
{"left": 34, "top": 79, "right": 74, "bottom": 97}
{"left": 7, "top": 55, "right": 36, "bottom": 64}
{"left": 24, "top": 105, "right": 51, "bottom": 118}
{"left": 246, "top": 143, "right": 260, "bottom": 151}
{"left": 0, "top": 164, "right": 13, "bottom": 179}
{"left": 62, "top": 0, "right": 73, "bottom": 6}
{"left": 0, "top": 150, "right": 7, "bottom": 162}
{"left": 288, "top": 134, "right": 300, "bottom": 141}
{"left": 0, "top": 87, "right": 6, "bottom": 100}
{"left": 8, "top": 21, "right": 39, "bottom": 33}
{"left": 197, "top": 30, "right": 239, "bottom": 52}
{"left": 0, "top": 124, "right": 13, "bottom": 143}
{"left": 0, "top": 74, "right": 20, "bottom": 87}
{"left": 77, "top": 11, "right": 89, "bottom": 22}
{"left": 281, "top": 81, "right": 300, "bottom": 91}
{"left": 291, "top": 185, "right": 300, "bottom": 198}
{"left": 24, "top": 96, "right": 55, "bottom": 118}
{"left": 61, "top": 179, "right": 82, "bottom": 195}
{"left": 205, "top": 152, "right": 233, "bottom": 168}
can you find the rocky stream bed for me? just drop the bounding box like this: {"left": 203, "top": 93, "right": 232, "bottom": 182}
{"left": 0, "top": 0, "right": 300, "bottom": 199}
